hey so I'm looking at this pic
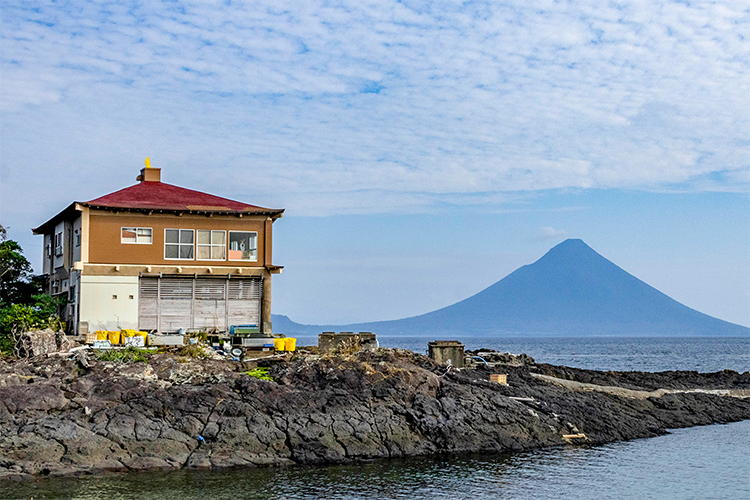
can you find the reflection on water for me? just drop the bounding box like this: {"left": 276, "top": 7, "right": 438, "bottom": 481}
{"left": 4, "top": 421, "right": 748, "bottom": 500}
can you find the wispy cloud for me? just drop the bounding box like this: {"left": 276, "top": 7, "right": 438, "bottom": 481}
{"left": 533, "top": 226, "right": 569, "bottom": 242}
{"left": 1, "top": 0, "right": 748, "bottom": 216}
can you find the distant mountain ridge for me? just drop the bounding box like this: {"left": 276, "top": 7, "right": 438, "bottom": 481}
{"left": 273, "top": 239, "right": 749, "bottom": 337}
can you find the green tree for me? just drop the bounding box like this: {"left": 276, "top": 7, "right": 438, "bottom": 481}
{"left": 0, "top": 304, "right": 34, "bottom": 355}
{"left": 0, "top": 225, "right": 60, "bottom": 357}
{"left": 0, "top": 298, "right": 64, "bottom": 357}
{"left": 0, "top": 225, "right": 43, "bottom": 305}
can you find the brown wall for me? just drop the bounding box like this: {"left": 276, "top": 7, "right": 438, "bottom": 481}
{"left": 88, "top": 211, "right": 271, "bottom": 267}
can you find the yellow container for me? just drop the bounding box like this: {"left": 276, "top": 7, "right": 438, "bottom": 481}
{"left": 284, "top": 337, "right": 296, "bottom": 352}
{"left": 95, "top": 331, "right": 108, "bottom": 341}
{"left": 274, "top": 338, "right": 286, "bottom": 351}
{"left": 108, "top": 331, "right": 121, "bottom": 345}
{"left": 137, "top": 331, "right": 148, "bottom": 344}
{"left": 121, "top": 329, "right": 137, "bottom": 337}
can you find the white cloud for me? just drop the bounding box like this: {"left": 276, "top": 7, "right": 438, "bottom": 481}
{"left": 1, "top": 0, "right": 749, "bottom": 217}
{"left": 1, "top": 1, "right": 746, "bottom": 327}
{"left": 533, "top": 226, "right": 569, "bottom": 242}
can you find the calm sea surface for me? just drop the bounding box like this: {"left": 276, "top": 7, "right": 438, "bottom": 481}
{"left": 296, "top": 334, "right": 750, "bottom": 373}
{"left": 3, "top": 336, "right": 749, "bottom": 500}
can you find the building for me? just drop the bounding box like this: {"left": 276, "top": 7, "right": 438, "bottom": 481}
{"left": 32, "top": 164, "right": 284, "bottom": 335}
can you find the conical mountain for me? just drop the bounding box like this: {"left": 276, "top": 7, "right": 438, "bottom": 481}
{"left": 274, "top": 239, "right": 749, "bottom": 336}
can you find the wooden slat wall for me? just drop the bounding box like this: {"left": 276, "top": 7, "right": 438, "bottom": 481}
{"left": 194, "top": 299, "right": 226, "bottom": 330}
{"left": 138, "top": 278, "right": 159, "bottom": 330}
{"left": 138, "top": 276, "right": 262, "bottom": 332}
{"left": 228, "top": 279, "right": 261, "bottom": 326}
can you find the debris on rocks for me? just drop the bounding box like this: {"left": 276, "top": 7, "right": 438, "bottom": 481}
{"left": 15, "top": 328, "right": 74, "bottom": 358}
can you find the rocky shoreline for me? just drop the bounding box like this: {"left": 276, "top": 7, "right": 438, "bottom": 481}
{"left": 1, "top": 348, "right": 748, "bottom": 480}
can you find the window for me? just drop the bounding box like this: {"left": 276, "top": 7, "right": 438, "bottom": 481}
{"left": 165, "top": 229, "right": 194, "bottom": 259}
{"left": 228, "top": 231, "right": 257, "bottom": 261}
{"left": 197, "top": 230, "right": 226, "bottom": 260}
{"left": 74, "top": 229, "right": 81, "bottom": 247}
{"left": 54, "top": 232, "right": 63, "bottom": 256}
{"left": 121, "top": 227, "right": 152, "bottom": 244}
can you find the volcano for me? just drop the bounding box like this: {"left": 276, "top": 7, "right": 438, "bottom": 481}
{"left": 274, "top": 239, "right": 748, "bottom": 337}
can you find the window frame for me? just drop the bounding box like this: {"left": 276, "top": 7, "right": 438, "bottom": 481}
{"left": 196, "top": 229, "right": 227, "bottom": 261}
{"left": 54, "top": 232, "right": 63, "bottom": 256}
{"left": 164, "top": 228, "right": 195, "bottom": 260}
{"left": 228, "top": 231, "right": 258, "bottom": 262}
{"left": 121, "top": 227, "right": 153, "bottom": 245}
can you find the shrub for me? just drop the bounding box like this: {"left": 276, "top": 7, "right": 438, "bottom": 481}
{"left": 0, "top": 229, "right": 65, "bottom": 357}
{"left": 178, "top": 344, "right": 209, "bottom": 358}
{"left": 97, "top": 347, "right": 152, "bottom": 363}
{"left": 246, "top": 367, "right": 274, "bottom": 381}
{"left": 0, "top": 304, "right": 33, "bottom": 356}
{"left": 0, "top": 295, "right": 66, "bottom": 357}
{"left": 188, "top": 330, "right": 208, "bottom": 342}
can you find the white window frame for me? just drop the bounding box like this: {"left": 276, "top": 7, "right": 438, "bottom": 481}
{"left": 121, "top": 227, "right": 153, "bottom": 244}
{"left": 164, "top": 228, "right": 195, "bottom": 260}
{"left": 228, "top": 231, "right": 258, "bottom": 262}
{"left": 54, "top": 232, "right": 63, "bottom": 256}
{"left": 196, "top": 230, "right": 227, "bottom": 261}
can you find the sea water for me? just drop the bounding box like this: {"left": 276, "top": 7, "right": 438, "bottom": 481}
{"left": 294, "top": 334, "right": 750, "bottom": 373}
{"left": 2, "top": 337, "right": 749, "bottom": 500}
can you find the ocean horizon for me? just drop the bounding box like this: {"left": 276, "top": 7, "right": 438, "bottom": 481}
{"left": 291, "top": 334, "right": 750, "bottom": 373}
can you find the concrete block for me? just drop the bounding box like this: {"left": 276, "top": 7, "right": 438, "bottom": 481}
{"left": 147, "top": 335, "right": 185, "bottom": 346}
{"left": 428, "top": 341, "right": 465, "bottom": 367}
{"left": 319, "top": 332, "right": 378, "bottom": 354}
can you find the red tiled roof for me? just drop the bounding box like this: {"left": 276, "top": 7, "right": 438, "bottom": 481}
{"left": 84, "top": 181, "right": 283, "bottom": 215}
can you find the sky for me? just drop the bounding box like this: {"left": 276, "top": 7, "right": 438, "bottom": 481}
{"left": 1, "top": 0, "right": 748, "bottom": 327}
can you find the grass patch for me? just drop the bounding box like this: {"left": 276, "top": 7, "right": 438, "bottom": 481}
{"left": 97, "top": 347, "right": 152, "bottom": 363}
{"left": 246, "top": 367, "right": 274, "bottom": 382}
{"left": 178, "top": 344, "right": 209, "bottom": 359}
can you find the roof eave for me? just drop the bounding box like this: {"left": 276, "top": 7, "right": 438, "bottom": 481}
{"left": 79, "top": 203, "right": 285, "bottom": 218}
{"left": 32, "top": 202, "right": 81, "bottom": 235}
{"left": 266, "top": 265, "right": 284, "bottom": 274}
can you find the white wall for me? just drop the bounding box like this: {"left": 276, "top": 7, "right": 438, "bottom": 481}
{"left": 79, "top": 275, "right": 139, "bottom": 331}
